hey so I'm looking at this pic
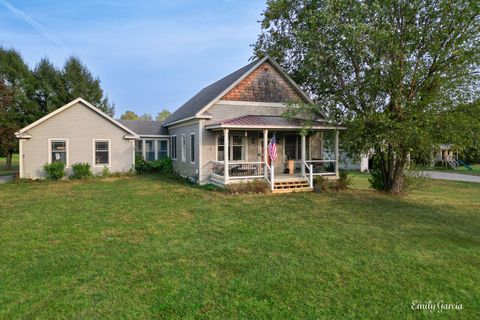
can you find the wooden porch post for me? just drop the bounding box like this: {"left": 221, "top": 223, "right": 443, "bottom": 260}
{"left": 335, "top": 130, "right": 339, "bottom": 176}
{"left": 142, "top": 140, "right": 146, "bottom": 160}
{"left": 263, "top": 129, "right": 268, "bottom": 178}
{"left": 301, "top": 134, "right": 306, "bottom": 176}
{"left": 224, "top": 128, "right": 229, "bottom": 182}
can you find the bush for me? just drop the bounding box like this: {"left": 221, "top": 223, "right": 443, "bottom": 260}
{"left": 71, "top": 162, "right": 92, "bottom": 179}
{"left": 335, "top": 169, "right": 353, "bottom": 190}
{"left": 43, "top": 162, "right": 65, "bottom": 180}
{"left": 313, "top": 176, "right": 331, "bottom": 192}
{"left": 226, "top": 180, "right": 270, "bottom": 194}
{"left": 102, "top": 166, "right": 110, "bottom": 177}
{"left": 135, "top": 156, "right": 173, "bottom": 174}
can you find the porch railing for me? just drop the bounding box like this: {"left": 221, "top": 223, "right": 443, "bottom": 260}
{"left": 306, "top": 160, "right": 336, "bottom": 175}
{"left": 229, "top": 162, "right": 264, "bottom": 178}
{"left": 211, "top": 161, "right": 265, "bottom": 179}
{"left": 302, "top": 161, "right": 314, "bottom": 188}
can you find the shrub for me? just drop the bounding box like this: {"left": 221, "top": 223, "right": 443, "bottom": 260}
{"left": 135, "top": 156, "right": 173, "bottom": 174}
{"left": 102, "top": 166, "right": 110, "bottom": 177}
{"left": 71, "top": 162, "right": 92, "bottom": 179}
{"left": 199, "top": 183, "right": 223, "bottom": 192}
{"left": 226, "top": 180, "right": 270, "bottom": 194}
{"left": 313, "top": 176, "right": 331, "bottom": 192}
{"left": 335, "top": 169, "right": 353, "bottom": 191}
{"left": 135, "top": 155, "right": 148, "bottom": 173}
{"left": 43, "top": 162, "right": 65, "bottom": 180}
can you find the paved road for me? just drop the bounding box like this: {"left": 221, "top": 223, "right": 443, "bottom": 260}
{"left": 422, "top": 171, "right": 480, "bottom": 184}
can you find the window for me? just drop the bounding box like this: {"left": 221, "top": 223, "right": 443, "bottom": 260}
{"left": 181, "top": 134, "right": 186, "bottom": 162}
{"left": 94, "top": 140, "right": 110, "bottom": 166}
{"left": 157, "top": 140, "right": 168, "bottom": 159}
{"left": 190, "top": 133, "right": 195, "bottom": 163}
{"left": 231, "top": 135, "right": 245, "bottom": 161}
{"left": 145, "top": 140, "right": 155, "bottom": 161}
{"left": 135, "top": 140, "right": 143, "bottom": 158}
{"left": 171, "top": 136, "right": 177, "bottom": 160}
{"left": 216, "top": 134, "right": 246, "bottom": 161}
{"left": 50, "top": 139, "right": 67, "bottom": 166}
{"left": 284, "top": 135, "right": 309, "bottom": 161}
{"left": 217, "top": 134, "right": 225, "bottom": 161}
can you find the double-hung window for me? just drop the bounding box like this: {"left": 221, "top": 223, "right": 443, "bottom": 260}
{"left": 181, "top": 134, "right": 186, "bottom": 162}
{"left": 135, "top": 140, "right": 143, "bottom": 158}
{"left": 50, "top": 139, "right": 68, "bottom": 166}
{"left": 216, "top": 134, "right": 246, "bottom": 161}
{"left": 157, "top": 140, "right": 168, "bottom": 159}
{"left": 94, "top": 140, "right": 110, "bottom": 167}
{"left": 190, "top": 133, "right": 195, "bottom": 163}
{"left": 171, "top": 136, "right": 177, "bottom": 160}
{"left": 145, "top": 140, "right": 155, "bottom": 161}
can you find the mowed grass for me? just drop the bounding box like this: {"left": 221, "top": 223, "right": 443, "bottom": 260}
{"left": 0, "top": 154, "right": 19, "bottom": 176}
{"left": 0, "top": 174, "right": 479, "bottom": 319}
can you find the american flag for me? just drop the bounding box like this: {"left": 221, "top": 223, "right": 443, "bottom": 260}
{"left": 268, "top": 134, "right": 277, "bottom": 161}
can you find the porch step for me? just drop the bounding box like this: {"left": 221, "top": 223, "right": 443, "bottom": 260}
{"left": 272, "top": 179, "right": 313, "bottom": 193}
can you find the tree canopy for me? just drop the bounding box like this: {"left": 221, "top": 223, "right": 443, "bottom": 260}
{"left": 156, "top": 109, "right": 171, "bottom": 122}
{"left": 120, "top": 110, "right": 139, "bottom": 120}
{"left": 254, "top": 0, "right": 480, "bottom": 193}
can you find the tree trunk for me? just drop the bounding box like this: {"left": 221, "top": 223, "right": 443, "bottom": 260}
{"left": 388, "top": 154, "right": 408, "bottom": 194}
{"left": 5, "top": 152, "right": 12, "bottom": 170}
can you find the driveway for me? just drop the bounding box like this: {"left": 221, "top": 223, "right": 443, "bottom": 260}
{"left": 422, "top": 171, "right": 480, "bottom": 183}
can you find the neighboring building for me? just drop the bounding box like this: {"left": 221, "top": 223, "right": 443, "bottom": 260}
{"left": 16, "top": 56, "right": 344, "bottom": 192}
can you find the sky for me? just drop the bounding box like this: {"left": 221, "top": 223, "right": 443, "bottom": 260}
{"left": 0, "top": 0, "right": 266, "bottom": 117}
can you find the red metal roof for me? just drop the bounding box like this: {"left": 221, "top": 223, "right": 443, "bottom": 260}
{"left": 205, "top": 115, "right": 336, "bottom": 129}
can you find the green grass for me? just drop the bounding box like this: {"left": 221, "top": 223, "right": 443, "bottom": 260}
{"left": 431, "top": 163, "right": 480, "bottom": 176}
{"left": 1, "top": 174, "right": 479, "bottom": 319}
{"left": 0, "top": 153, "right": 19, "bottom": 176}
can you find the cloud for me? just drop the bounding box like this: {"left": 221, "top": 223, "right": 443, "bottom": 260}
{"left": 0, "top": 0, "right": 68, "bottom": 50}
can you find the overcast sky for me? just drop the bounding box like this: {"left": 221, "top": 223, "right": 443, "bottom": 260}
{"left": 0, "top": 0, "right": 266, "bottom": 117}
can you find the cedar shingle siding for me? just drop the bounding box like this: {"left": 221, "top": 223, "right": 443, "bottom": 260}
{"left": 221, "top": 62, "right": 302, "bottom": 103}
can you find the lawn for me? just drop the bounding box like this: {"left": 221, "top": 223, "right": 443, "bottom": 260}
{"left": 0, "top": 153, "right": 19, "bottom": 176}
{"left": 1, "top": 174, "right": 479, "bottom": 319}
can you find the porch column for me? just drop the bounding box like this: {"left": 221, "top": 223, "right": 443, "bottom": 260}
{"left": 335, "top": 130, "right": 339, "bottom": 176}
{"left": 142, "top": 140, "right": 146, "bottom": 160}
{"left": 263, "top": 129, "right": 268, "bottom": 178}
{"left": 301, "top": 134, "right": 306, "bottom": 176}
{"left": 224, "top": 128, "right": 229, "bottom": 182}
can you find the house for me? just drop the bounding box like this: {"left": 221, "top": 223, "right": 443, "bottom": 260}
{"left": 16, "top": 56, "right": 343, "bottom": 192}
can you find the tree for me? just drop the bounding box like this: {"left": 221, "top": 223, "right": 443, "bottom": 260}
{"left": 33, "top": 58, "right": 64, "bottom": 115}
{"left": 139, "top": 113, "right": 153, "bottom": 121}
{"left": 120, "top": 110, "right": 139, "bottom": 120}
{"left": 62, "top": 56, "right": 115, "bottom": 116}
{"left": 156, "top": 109, "right": 171, "bottom": 122}
{"left": 254, "top": 0, "right": 480, "bottom": 193}
{"left": 0, "top": 48, "right": 37, "bottom": 170}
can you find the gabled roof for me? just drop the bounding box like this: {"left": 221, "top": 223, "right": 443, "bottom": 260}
{"left": 15, "top": 98, "right": 139, "bottom": 138}
{"left": 163, "top": 56, "right": 315, "bottom": 126}
{"left": 118, "top": 120, "right": 169, "bottom": 136}
{"left": 205, "top": 115, "right": 342, "bottom": 130}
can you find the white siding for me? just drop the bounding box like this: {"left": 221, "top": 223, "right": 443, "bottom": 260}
{"left": 21, "top": 102, "right": 134, "bottom": 179}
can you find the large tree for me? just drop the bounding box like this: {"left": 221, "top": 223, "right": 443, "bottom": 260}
{"left": 120, "top": 110, "right": 139, "bottom": 120}
{"left": 62, "top": 56, "right": 115, "bottom": 116}
{"left": 254, "top": 0, "right": 480, "bottom": 193}
{"left": 33, "top": 58, "right": 65, "bottom": 115}
{"left": 0, "top": 48, "right": 37, "bottom": 170}
{"left": 156, "top": 109, "right": 171, "bottom": 122}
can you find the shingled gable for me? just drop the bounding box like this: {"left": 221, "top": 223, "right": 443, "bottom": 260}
{"left": 163, "top": 56, "right": 315, "bottom": 126}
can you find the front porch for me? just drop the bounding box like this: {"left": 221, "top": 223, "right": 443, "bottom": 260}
{"left": 205, "top": 116, "right": 341, "bottom": 191}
